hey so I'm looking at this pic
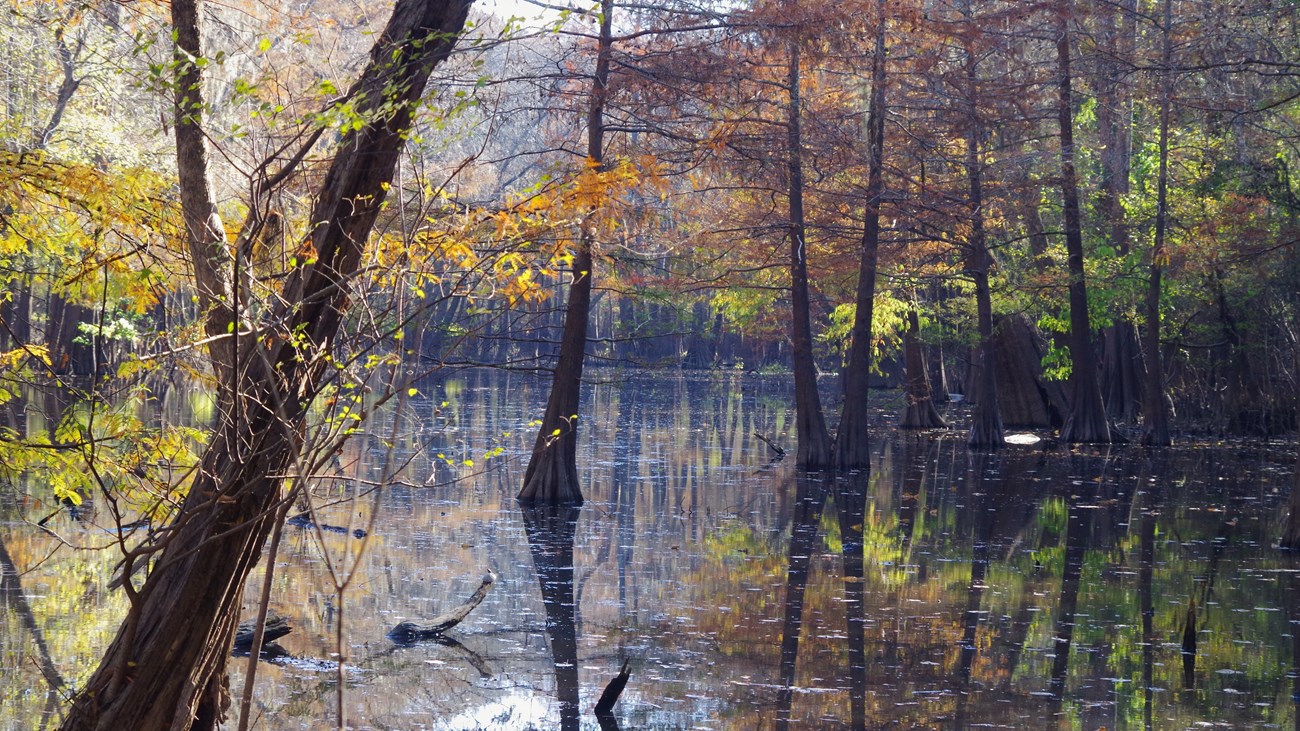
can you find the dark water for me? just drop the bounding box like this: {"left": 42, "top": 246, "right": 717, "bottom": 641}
{"left": 2, "top": 371, "right": 1299, "bottom": 730}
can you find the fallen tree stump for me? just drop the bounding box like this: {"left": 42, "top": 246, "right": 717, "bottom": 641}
{"left": 389, "top": 568, "right": 497, "bottom": 644}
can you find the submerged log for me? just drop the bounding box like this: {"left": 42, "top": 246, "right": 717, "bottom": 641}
{"left": 286, "top": 512, "right": 368, "bottom": 539}
{"left": 389, "top": 569, "right": 497, "bottom": 643}
{"left": 232, "top": 613, "right": 291, "bottom": 652}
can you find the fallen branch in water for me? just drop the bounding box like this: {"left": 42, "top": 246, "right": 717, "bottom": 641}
{"left": 753, "top": 432, "right": 786, "bottom": 459}
{"left": 388, "top": 569, "right": 497, "bottom": 644}
{"left": 594, "top": 660, "right": 631, "bottom": 715}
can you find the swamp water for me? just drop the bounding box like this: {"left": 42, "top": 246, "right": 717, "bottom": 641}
{"left": 2, "top": 371, "right": 1299, "bottom": 730}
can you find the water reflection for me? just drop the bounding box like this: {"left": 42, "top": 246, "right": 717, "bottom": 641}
{"left": 834, "top": 473, "right": 868, "bottom": 731}
{"left": 1047, "top": 455, "right": 1098, "bottom": 709}
{"left": 1291, "top": 566, "right": 1300, "bottom": 731}
{"left": 0, "top": 538, "right": 64, "bottom": 730}
{"left": 522, "top": 504, "right": 583, "bottom": 731}
{"left": 2, "top": 371, "right": 1299, "bottom": 730}
{"left": 1139, "top": 455, "right": 1159, "bottom": 731}
{"left": 774, "top": 475, "right": 829, "bottom": 730}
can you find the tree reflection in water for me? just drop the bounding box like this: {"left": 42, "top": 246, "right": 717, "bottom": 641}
{"left": 1048, "top": 453, "right": 1102, "bottom": 720}
{"left": 1290, "top": 564, "right": 1300, "bottom": 731}
{"left": 522, "top": 503, "right": 588, "bottom": 731}
{"left": 1139, "top": 454, "right": 1161, "bottom": 731}
{"left": 954, "top": 452, "right": 999, "bottom": 729}
{"left": 774, "top": 475, "right": 830, "bottom": 730}
{"left": 834, "top": 472, "right": 869, "bottom": 731}
{"left": 0, "top": 538, "right": 65, "bottom": 730}
{"left": 954, "top": 449, "right": 1043, "bottom": 727}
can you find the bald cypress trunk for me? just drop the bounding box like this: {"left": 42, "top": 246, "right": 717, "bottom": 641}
{"left": 960, "top": 0, "right": 1002, "bottom": 449}
{"left": 785, "top": 33, "right": 832, "bottom": 469}
{"left": 1055, "top": 1, "right": 1111, "bottom": 444}
{"left": 1096, "top": 0, "right": 1144, "bottom": 426}
{"left": 834, "top": 0, "right": 888, "bottom": 468}
{"left": 899, "top": 308, "right": 946, "bottom": 429}
{"left": 1141, "top": 0, "right": 1173, "bottom": 446}
{"left": 519, "top": 0, "right": 613, "bottom": 503}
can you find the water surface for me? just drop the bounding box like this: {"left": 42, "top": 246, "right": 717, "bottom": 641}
{"left": 2, "top": 371, "right": 1298, "bottom": 730}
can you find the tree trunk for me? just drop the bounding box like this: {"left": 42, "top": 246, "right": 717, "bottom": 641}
{"left": 784, "top": 36, "right": 832, "bottom": 470}
{"left": 1095, "top": 0, "right": 1144, "bottom": 427}
{"left": 0, "top": 274, "right": 31, "bottom": 351}
{"left": 899, "top": 307, "right": 946, "bottom": 429}
{"left": 1055, "top": 1, "right": 1111, "bottom": 444}
{"left": 171, "top": 0, "right": 234, "bottom": 381}
{"left": 519, "top": 0, "right": 614, "bottom": 502}
{"left": 46, "top": 294, "right": 96, "bottom": 376}
{"left": 833, "top": 0, "right": 887, "bottom": 469}
{"left": 1141, "top": 0, "right": 1173, "bottom": 446}
{"left": 1102, "top": 321, "right": 1144, "bottom": 424}
{"left": 990, "top": 314, "right": 1068, "bottom": 427}
{"left": 960, "top": 7, "right": 1003, "bottom": 449}
{"left": 1024, "top": 198, "right": 1052, "bottom": 273}
{"left": 1212, "top": 271, "right": 1268, "bottom": 434}
{"left": 518, "top": 234, "right": 593, "bottom": 504}
{"left": 58, "top": 2, "right": 473, "bottom": 729}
